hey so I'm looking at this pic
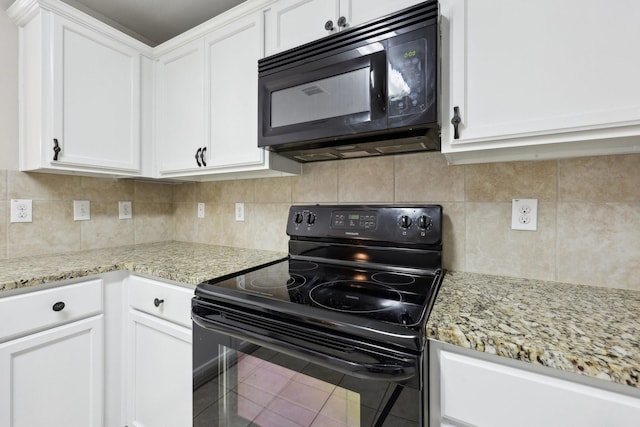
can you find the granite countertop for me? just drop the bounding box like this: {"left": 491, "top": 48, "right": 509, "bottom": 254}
{"left": 0, "top": 241, "right": 287, "bottom": 292}
{"left": 427, "top": 271, "right": 640, "bottom": 389}
{"left": 2, "top": 243, "right": 639, "bottom": 391}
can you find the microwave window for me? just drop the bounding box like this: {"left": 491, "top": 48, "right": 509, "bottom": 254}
{"left": 271, "top": 67, "right": 371, "bottom": 128}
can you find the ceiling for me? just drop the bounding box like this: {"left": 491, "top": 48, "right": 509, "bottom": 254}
{"left": 5, "top": 0, "right": 247, "bottom": 46}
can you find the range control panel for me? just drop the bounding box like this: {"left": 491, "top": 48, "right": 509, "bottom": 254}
{"left": 287, "top": 205, "right": 442, "bottom": 245}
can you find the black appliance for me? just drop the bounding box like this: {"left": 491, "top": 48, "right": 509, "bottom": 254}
{"left": 192, "top": 205, "right": 443, "bottom": 426}
{"left": 258, "top": 1, "right": 439, "bottom": 162}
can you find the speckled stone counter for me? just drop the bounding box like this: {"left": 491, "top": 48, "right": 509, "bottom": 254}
{"left": 0, "top": 241, "right": 287, "bottom": 292}
{"left": 427, "top": 271, "right": 640, "bottom": 389}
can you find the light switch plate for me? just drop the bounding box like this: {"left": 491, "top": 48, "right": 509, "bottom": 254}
{"left": 10, "top": 199, "right": 32, "bottom": 223}
{"left": 118, "top": 201, "right": 132, "bottom": 220}
{"left": 73, "top": 200, "right": 91, "bottom": 221}
{"left": 235, "top": 203, "right": 245, "bottom": 221}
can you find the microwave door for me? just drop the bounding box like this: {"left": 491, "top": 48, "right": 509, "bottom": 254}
{"left": 259, "top": 47, "right": 387, "bottom": 148}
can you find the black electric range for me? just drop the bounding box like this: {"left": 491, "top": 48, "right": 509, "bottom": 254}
{"left": 193, "top": 205, "right": 444, "bottom": 380}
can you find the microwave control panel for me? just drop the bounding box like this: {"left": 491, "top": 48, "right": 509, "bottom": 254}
{"left": 387, "top": 38, "right": 427, "bottom": 118}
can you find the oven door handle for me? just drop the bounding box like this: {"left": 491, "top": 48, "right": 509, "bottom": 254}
{"left": 192, "top": 311, "right": 417, "bottom": 383}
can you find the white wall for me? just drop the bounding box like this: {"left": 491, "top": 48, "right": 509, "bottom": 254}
{"left": 0, "top": 5, "right": 18, "bottom": 171}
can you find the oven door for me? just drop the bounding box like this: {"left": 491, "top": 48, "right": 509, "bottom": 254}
{"left": 258, "top": 44, "right": 388, "bottom": 150}
{"left": 193, "top": 314, "right": 424, "bottom": 427}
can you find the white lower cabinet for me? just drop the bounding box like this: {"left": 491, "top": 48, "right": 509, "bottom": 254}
{"left": 0, "top": 279, "right": 104, "bottom": 427}
{"left": 429, "top": 342, "right": 640, "bottom": 427}
{"left": 126, "top": 276, "right": 193, "bottom": 427}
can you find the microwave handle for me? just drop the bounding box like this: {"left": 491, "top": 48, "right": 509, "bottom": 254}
{"left": 370, "top": 49, "right": 388, "bottom": 118}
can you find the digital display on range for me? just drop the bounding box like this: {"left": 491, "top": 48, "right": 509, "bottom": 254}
{"left": 333, "top": 211, "right": 377, "bottom": 230}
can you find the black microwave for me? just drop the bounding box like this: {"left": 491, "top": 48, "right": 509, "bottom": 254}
{"left": 258, "top": 1, "right": 439, "bottom": 162}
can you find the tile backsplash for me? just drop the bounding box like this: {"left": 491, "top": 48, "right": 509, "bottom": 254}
{"left": 1, "top": 152, "right": 639, "bottom": 291}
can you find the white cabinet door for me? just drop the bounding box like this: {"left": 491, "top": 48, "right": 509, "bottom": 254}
{"left": 441, "top": 0, "right": 640, "bottom": 164}
{"left": 431, "top": 345, "right": 640, "bottom": 427}
{"left": 264, "top": 0, "right": 339, "bottom": 55}
{"left": 155, "top": 39, "right": 208, "bottom": 174}
{"left": 205, "top": 12, "right": 264, "bottom": 168}
{"left": 343, "top": 0, "right": 424, "bottom": 29}
{"left": 0, "top": 316, "right": 104, "bottom": 427}
{"left": 50, "top": 14, "right": 141, "bottom": 172}
{"left": 11, "top": 2, "right": 145, "bottom": 177}
{"left": 127, "top": 310, "right": 192, "bottom": 427}
{"left": 265, "top": 0, "right": 424, "bottom": 55}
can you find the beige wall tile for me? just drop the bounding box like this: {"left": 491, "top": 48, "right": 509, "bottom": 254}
{"left": 134, "top": 203, "right": 173, "bottom": 243}
{"left": 0, "top": 170, "right": 6, "bottom": 199}
{"left": 338, "top": 157, "right": 394, "bottom": 203}
{"left": 80, "top": 177, "right": 134, "bottom": 202}
{"left": 252, "top": 203, "right": 290, "bottom": 252}
{"left": 219, "top": 203, "right": 255, "bottom": 248}
{"left": 292, "top": 162, "right": 338, "bottom": 204}
{"left": 440, "top": 202, "right": 465, "bottom": 272}
{"left": 559, "top": 154, "right": 640, "bottom": 202}
{"left": 395, "top": 152, "right": 464, "bottom": 202}
{"left": 219, "top": 180, "right": 255, "bottom": 204}
{"left": 196, "top": 182, "right": 222, "bottom": 204}
{"left": 465, "top": 202, "right": 556, "bottom": 280}
{"left": 557, "top": 202, "right": 640, "bottom": 290}
{"left": 0, "top": 201, "right": 6, "bottom": 258}
{"left": 8, "top": 171, "right": 83, "bottom": 200}
{"left": 81, "top": 201, "right": 135, "bottom": 250}
{"left": 134, "top": 181, "right": 173, "bottom": 203}
{"left": 7, "top": 200, "right": 81, "bottom": 258}
{"left": 194, "top": 203, "right": 223, "bottom": 245}
{"left": 255, "top": 177, "right": 292, "bottom": 204}
{"left": 172, "top": 182, "right": 197, "bottom": 204}
{"left": 173, "top": 203, "right": 196, "bottom": 242}
{"left": 465, "top": 160, "right": 557, "bottom": 202}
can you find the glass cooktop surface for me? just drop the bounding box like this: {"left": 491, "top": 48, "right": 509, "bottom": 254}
{"left": 199, "top": 259, "right": 439, "bottom": 327}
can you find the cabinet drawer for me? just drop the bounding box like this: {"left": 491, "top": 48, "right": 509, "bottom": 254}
{"left": 0, "top": 279, "right": 103, "bottom": 342}
{"left": 127, "top": 276, "right": 194, "bottom": 328}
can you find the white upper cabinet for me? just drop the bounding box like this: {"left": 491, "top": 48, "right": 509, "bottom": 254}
{"left": 9, "top": 0, "right": 148, "bottom": 176}
{"left": 155, "top": 39, "right": 208, "bottom": 174}
{"left": 154, "top": 5, "right": 300, "bottom": 180}
{"left": 440, "top": 0, "right": 640, "bottom": 164}
{"left": 265, "top": 0, "right": 424, "bottom": 55}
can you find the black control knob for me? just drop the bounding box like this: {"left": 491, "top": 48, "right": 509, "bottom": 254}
{"left": 418, "top": 215, "right": 432, "bottom": 229}
{"left": 294, "top": 212, "right": 304, "bottom": 224}
{"left": 306, "top": 213, "right": 316, "bottom": 225}
{"left": 400, "top": 215, "right": 412, "bottom": 228}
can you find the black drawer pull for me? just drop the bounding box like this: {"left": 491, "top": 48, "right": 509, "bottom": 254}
{"left": 52, "top": 301, "right": 65, "bottom": 312}
{"left": 154, "top": 298, "right": 164, "bottom": 307}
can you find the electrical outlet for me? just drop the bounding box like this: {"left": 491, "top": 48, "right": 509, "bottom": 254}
{"left": 73, "top": 200, "right": 91, "bottom": 221}
{"left": 235, "top": 202, "right": 245, "bottom": 221}
{"left": 10, "top": 199, "right": 33, "bottom": 223}
{"left": 118, "top": 201, "right": 132, "bottom": 220}
{"left": 511, "top": 199, "right": 538, "bottom": 231}
{"left": 197, "top": 202, "right": 205, "bottom": 219}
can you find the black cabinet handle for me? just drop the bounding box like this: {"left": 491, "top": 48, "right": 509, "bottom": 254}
{"left": 195, "top": 148, "right": 202, "bottom": 167}
{"left": 52, "top": 301, "right": 65, "bottom": 312}
{"left": 324, "top": 20, "right": 335, "bottom": 31}
{"left": 451, "top": 106, "right": 462, "bottom": 139}
{"left": 337, "top": 16, "right": 347, "bottom": 28}
{"left": 200, "top": 147, "right": 207, "bottom": 167}
{"left": 154, "top": 298, "right": 164, "bottom": 307}
{"left": 53, "top": 138, "right": 61, "bottom": 161}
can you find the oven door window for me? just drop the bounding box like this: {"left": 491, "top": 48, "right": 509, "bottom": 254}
{"left": 259, "top": 46, "right": 387, "bottom": 147}
{"left": 193, "top": 342, "right": 421, "bottom": 427}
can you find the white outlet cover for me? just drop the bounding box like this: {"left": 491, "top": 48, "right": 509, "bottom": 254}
{"left": 73, "top": 200, "right": 91, "bottom": 221}
{"left": 197, "top": 202, "right": 205, "bottom": 219}
{"left": 511, "top": 199, "right": 538, "bottom": 231}
{"left": 235, "top": 202, "right": 245, "bottom": 221}
{"left": 119, "top": 201, "right": 132, "bottom": 220}
{"left": 10, "top": 199, "right": 33, "bottom": 223}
